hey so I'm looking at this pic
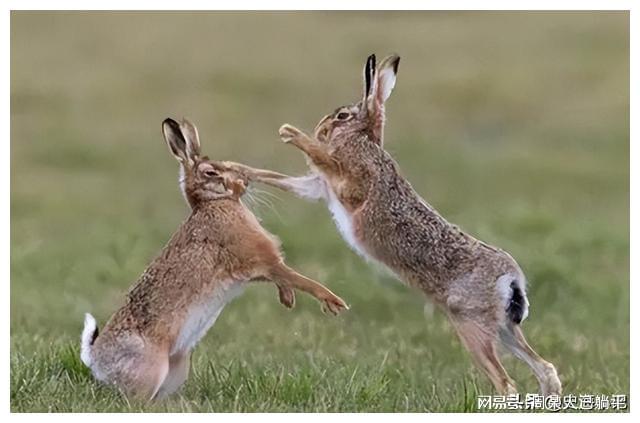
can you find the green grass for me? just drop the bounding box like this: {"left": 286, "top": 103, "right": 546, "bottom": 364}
{"left": 10, "top": 11, "right": 629, "bottom": 412}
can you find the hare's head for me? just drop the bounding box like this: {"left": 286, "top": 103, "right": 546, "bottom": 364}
{"left": 313, "top": 54, "right": 400, "bottom": 147}
{"left": 162, "top": 118, "right": 248, "bottom": 208}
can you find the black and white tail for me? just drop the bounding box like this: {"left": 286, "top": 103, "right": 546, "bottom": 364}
{"left": 497, "top": 274, "right": 530, "bottom": 325}
{"left": 506, "top": 281, "right": 528, "bottom": 324}
{"left": 80, "top": 313, "right": 99, "bottom": 367}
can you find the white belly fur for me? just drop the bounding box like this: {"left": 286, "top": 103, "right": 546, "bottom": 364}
{"left": 324, "top": 180, "right": 404, "bottom": 282}
{"left": 326, "top": 187, "right": 370, "bottom": 260}
{"left": 171, "top": 283, "right": 245, "bottom": 355}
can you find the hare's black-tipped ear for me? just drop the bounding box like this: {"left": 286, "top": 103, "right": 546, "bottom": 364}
{"left": 162, "top": 118, "right": 188, "bottom": 164}
{"left": 366, "top": 54, "right": 400, "bottom": 144}
{"left": 362, "top": 54, "right": 376, "bottom": 102}
{"left": 372, "top": 54, "right": 400, "bottom": 107}
{"left": 179, "top": 118, "right": 201, "bottom": 159}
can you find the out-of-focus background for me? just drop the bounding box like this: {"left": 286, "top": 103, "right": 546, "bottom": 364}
{"left": 11, "top": 12, "right": 629, "bottom": 412}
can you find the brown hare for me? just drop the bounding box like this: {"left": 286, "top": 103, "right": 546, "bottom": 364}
{"left": 80, "top": 118, "right": 348, "bottom": 401}
{"left": 228, "top": 54, "right": 561, "bottom": 396}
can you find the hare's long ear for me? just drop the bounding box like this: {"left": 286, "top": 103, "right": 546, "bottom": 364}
{"left": 375, "top": 54, "right": 400, "bottom": 105}
{"left": 362, "top": 54, "right": 376, "bottom": 104}
{"left": 162, "top": 118, "right": 189, "bottom": 164}
{"left": 366, "top": 54, "right": 400, "bottom": 143}
{"left": 179, "top": 118, "right": 201, "bottom": 160}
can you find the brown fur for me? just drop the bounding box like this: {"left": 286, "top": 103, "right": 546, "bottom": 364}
{"left": 81, "top": 118, "right": 347, "bottom": 401}
{"left": 229, "top": 55, "right": 561, "bottom": 395}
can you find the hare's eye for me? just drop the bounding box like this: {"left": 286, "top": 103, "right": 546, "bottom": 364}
{"left": 336, "top": 112, "right": 350, "bottom": 120}
{"left": 203, "top": 169, "right": 218, "bottom": 178}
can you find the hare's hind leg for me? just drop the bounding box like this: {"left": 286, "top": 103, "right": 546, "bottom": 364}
{"left": 127, "top": 349, "right": 169, "bottom": 401}
{"left": 155, "top": 351, "right": 191, "bottom": 399}
{"left": 449, "top": 316, "right": 517, "bottom": 395}
{"left": 499, "top": 323, "right": 561, "bottom": 395}
{"left": 100, "top": 341, "right": 169, "bottom": 401}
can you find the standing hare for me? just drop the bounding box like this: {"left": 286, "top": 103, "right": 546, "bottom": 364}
{"left": 80, "top": 118, "right": 348, "bottom": 401}
{"left": 229, "top": 54, "right": 561, "bottom": 395}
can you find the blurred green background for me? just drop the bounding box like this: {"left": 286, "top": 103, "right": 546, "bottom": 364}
{"left": 10, "top": 12, "right": 629, "bottom": 412}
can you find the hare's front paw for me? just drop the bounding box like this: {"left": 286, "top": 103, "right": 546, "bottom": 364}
{"left": 222, "top": 160, "right": 249, "bottom": 175}
{"left": 278, "top": 285, "right": 296, "bottom": 309}
{"left": 278, "top": 124, "right": 305, "bottom": 144}
{"left": 321, "top": 294, "right": 349, "bottom": 316}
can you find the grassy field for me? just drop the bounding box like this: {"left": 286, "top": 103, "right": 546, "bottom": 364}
{"left": 10, "top": 12, "right": 629, "bottom": 412}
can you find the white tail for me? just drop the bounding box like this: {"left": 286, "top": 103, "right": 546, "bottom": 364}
{"left": 80, "top": 313, "right": 98, "bottom": 367}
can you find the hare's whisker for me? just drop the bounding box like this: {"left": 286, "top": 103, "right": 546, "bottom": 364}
{"left": 250, "top": 187, "right": 286, "bottom": 223}
{"left": 251, "top": 188, "right": 282, "bottom": 202}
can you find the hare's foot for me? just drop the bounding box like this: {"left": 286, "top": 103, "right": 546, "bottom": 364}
{"left": 540, "top": 363, "right": 562, "bottom": 396}
{"left": 220, "top": 161, "right": 257, "bottom": 179}
{"left": 320, "top": 292, "right": 349, "bottom": 316}
{"left": 222, "top": 161, "right": 291, "bottom": 182}
{"left": 220, "top": 161, "right": 327, "bottom": 201}
{"left": 278, "top": 285, "right": 296, "bottom": 308}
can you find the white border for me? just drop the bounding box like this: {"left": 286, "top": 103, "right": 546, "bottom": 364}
{"left": 4, "top": 1, "right": 635, "bottom": 421}
{"left": 1, "top": 0, "right": 637, "bottom": 11}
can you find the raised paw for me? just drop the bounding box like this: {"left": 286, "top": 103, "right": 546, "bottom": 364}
{"left": 321, "top": 294, "right": 349, "bottom": 316}
{"left": 278, "top": 124, "right": 306, "bottom": 144}
{"left": 221, "top": 161, "right": 252, "bottom": 178}
{"left": 278, "top": 285, "right": 296, "bottom": 309}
